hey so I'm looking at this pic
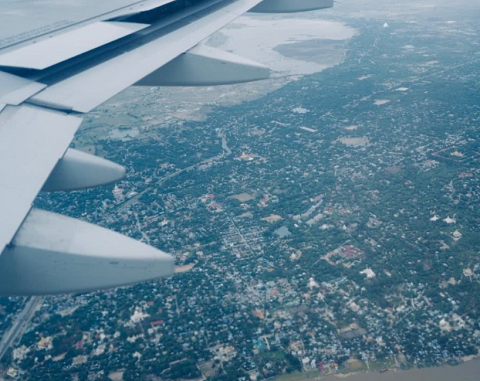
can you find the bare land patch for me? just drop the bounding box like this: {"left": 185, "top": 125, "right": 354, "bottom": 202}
{"left": 232, "top": 193, "right": 255, "bottom": 202}
{"left": 262, "top": 215, "right": 283, "bottom": 223}
{"left": 337, "top": 137, "right": 370, "bottom": 147}
{"left": 175, "top": 264, "right": 196, "bottom": 273}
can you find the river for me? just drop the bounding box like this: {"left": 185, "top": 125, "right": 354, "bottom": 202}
{"left": 318, "top": 359, "right": 480, "bottom": 381}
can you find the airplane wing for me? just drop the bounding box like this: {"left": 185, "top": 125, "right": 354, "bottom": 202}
{"left": 0, "top": 0, "right": 333, "bottom": 296}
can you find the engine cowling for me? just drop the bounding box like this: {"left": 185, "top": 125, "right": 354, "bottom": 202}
{"left": 0, "top": 209, "right": 174, "bottom": 296}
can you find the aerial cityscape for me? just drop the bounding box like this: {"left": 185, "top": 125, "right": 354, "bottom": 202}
{"left": 1, "top": 0, "right": 480, "bottom": 380}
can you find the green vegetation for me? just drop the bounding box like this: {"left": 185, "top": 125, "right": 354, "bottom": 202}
{"left": 7, "top": 5, "right": 480, "bottom": 381}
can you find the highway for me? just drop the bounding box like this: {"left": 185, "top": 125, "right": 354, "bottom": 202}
{"left": 0, "top": 296, "right": 43, "bottom": 360}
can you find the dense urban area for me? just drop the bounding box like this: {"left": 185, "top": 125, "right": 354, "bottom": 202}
{"left": 1, "top": 2, "right": 480, "bottom": 381}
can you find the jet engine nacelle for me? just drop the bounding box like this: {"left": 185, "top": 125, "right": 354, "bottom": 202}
{"left": 136, "top": 44, "right": 270, "bottom": 87}
{"left": 0, "top": 209, "right": 174, "bottom": 296}
{"left": 42, "top": 148, "right": 126, "bottom": 192}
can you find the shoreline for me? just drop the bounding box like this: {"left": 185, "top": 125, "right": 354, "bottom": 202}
{"left": 272, "top": 357, "right": 480, "bottom": 381}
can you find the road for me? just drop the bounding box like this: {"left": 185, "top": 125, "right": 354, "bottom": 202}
{"left": 0, "top": 296, "right": 43, "bottom": 360}
{"left": 0, "top": 133, "right": 234, "bottom": 362}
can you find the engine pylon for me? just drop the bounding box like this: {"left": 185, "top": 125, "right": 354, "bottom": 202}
{"left": 250, "top": 0, "right": 334, "bottom": 13}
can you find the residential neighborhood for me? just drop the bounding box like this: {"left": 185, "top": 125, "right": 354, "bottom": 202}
{"left": 1, "top": 3, "right": 480, "bottom": 381}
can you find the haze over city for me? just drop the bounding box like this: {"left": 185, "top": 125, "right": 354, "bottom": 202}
{"left": 0, "top": 0, "right": 479, "bottom": 380}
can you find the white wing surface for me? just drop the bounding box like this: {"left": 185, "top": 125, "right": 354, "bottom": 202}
{"left": 0, "top": 0, "right": 333, "bottom": 295}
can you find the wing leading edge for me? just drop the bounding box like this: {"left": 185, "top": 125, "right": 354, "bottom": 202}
{"left": 0, "top": 0, "right": 333, "bottom": 295}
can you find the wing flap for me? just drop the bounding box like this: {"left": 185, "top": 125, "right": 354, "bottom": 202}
{"left": 29, "top": 0, "right": 264, "bottom": 113}
{"left": 0, "top": 71, "right": 46, "bottom": 106}
{"left": 0, "top": 105, "right": 81, "bottom": 253}
{"left": 0, "top": 21, "right": 150, "bottom": 70}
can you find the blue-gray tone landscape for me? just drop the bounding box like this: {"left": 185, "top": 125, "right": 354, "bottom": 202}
{"left": 1, "top": 0, "right": 480, "bottom": 380}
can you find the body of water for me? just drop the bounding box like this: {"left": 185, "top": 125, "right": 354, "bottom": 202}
{"left": 319, "top": 359, "right": 480, "bottom": 381}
